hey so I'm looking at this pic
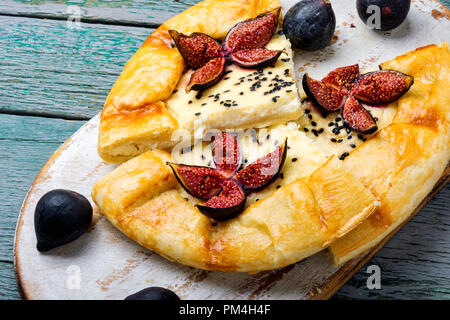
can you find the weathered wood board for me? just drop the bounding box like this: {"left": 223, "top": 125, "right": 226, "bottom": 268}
{"left": 14, "top": 0, "right": 450, "bottom": 299}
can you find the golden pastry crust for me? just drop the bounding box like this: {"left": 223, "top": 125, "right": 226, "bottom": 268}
{"left": 329, "top": 43, "right": 450, "bottom": 265}
{"left": 98, "top": 0, "right": 282, "bottom": 163}
{"left": 92, "top": 153, "right": 377, "bottom": 272}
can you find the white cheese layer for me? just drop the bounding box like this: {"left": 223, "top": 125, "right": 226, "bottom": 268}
{"left": 165, "top": 34, "right": 301, "bottom": 137}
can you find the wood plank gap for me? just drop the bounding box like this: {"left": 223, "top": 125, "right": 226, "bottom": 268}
{"left": 0, "top": 12, "right": 159, "bottom": 29}
{"left": 0, "top": 109, "right": 91, "bottom": 121}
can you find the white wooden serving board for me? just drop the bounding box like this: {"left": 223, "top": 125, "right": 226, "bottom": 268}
{"left": 14, "top": 0, "right": 450, "bottom": 300}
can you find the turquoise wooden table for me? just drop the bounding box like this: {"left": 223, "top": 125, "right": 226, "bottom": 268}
{"left": 1, "top": 0, "right": 449, "bottom": 300}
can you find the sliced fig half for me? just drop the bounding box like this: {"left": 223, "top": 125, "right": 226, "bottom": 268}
{"left": 167, "top": 163, "right": 226, "bottom": 200}
{"left": 303, "top": 74, "right": 346, "bottom": 111}
{"left": 196, "top": 180, "right": 246, "bottom": 221}
{"left": 186, "top": 57, "right": 226, "bottom": 93}
{"left": 231, "top": 48, "right": 284, "bottom": 69}
{"left": 212, "top": 132, "right": 241, "bottom": 178}
{"left": 351, "top": 70, "right": 414, "bottom": 105}
{"left": 224, "top": 7, "right": 281, "bottom": 53}
{"left": 322, "top": 64, "right": 360, "bottom": 91}
{"left": 341, "top": 96, "right": 378, "bottom": 134}
{"left": 235, "top": 139, "right": 287, "bottom": 190}
{"left": 169, "top": 30, "right": 223, "bottom": 69}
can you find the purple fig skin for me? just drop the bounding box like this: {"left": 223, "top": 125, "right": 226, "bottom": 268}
{"left": 196, "top": 180, "right": 246, "bottom": 221}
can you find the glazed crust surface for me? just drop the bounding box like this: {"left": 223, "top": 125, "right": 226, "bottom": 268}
{"left": 92, "top": 153, "right": 377, "bottom": 272}
{"left": 98, "top": 0, "right": 281, "bottom": 162}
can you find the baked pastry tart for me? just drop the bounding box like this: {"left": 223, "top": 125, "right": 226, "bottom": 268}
{"left": 93, "top": 0, "right": 449, "bottom": 272}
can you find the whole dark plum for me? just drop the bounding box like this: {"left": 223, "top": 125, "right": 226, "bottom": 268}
{"left": 357, "top": 0, "right": 411, "bottom": 31}
{"left": 124, "top": 287, "right": 180, "bottom": 300}
{"left": 283, "top": 0, "right": 336, "bottom": 51}
{"left": 34, "top": 189, "right": 92, "bottom": 252}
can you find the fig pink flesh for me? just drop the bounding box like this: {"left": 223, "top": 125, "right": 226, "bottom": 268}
{"left": 303, "top": 74, "right": 346, "bottom": 111}
{"left": 203, "top": 180, "right": 245, "bottom": 209}
{"left": 322, "top": 64, "right": 360, "bottom": 91}
{"left": 212, "top": 132, "right": 241, "bottom": 178}
{"left": 351, "top": 70, "right": 414, "bottom": 104}
{"left": 235, "top": 140, "right": 287, "bottom": 190}
{"left": 341, "top": 96, "right": 378, "bottom": 134}
{"left": 186, "top": 57, "right": 226, "bottom": 92}
{"left": 231, "top": 48, "right": 283, "bottom": 68}
{"left": 168, "top": 163, "right": 226, "bottom": 200}
{"left": 169, "top": 30, "right": 223, "bottom": 69}
{"left": 224, "top": 7, "right": 280, "bottom": 53}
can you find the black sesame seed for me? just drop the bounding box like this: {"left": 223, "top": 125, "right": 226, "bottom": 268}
{"left": 318, "top": 128, "right": 324, "bottom": 133}
{"left": 304, "top": 128, "right": 309, "bottom": 132}
{"left": 311, "top": 121, "right": 317, "bottom": 127}
{"left": 292, "top": 158, "right": 298, "bottom": 162}
{"left": 331, "top": 138, "right": 337, "bottom": 142}
{"left": 337, "top": 139, "right": 343, "bottom": 143}
{"left": 280, "top": 173, "right": 284, "bottom": 179}
{"left": 350, "top": 144, "right": 356, "bottom": 148}
{"left": 348, "top": 135, "right": 353, "bottom": 140}
{"left": 308, "top": 114, "right": 313, "bottom": 120}
{"left": 188, "top": 100, "right": 192, "bottom": 104}
{"left": 328, "top": 122, "right": 334, "bottom": 127}
{"left": 195, "top": 112, "right": 201, "bottom": 116}
{"left": 339, "top": 152, "right": 350, "bottom": 160}
{"left": 276, "top": 185, "right": 281, "bottom": 189}
{"left": 239, "top": 92, "right": 244, "bottom": 95}
{"left": 305, "top": 109, "right": 311, "bottom": 114}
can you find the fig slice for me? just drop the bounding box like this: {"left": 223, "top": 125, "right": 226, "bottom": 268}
{"left": 167, "top": 163, "right": 226, "bottom": 200}
{"left": 168, "top": 30, "right": 223, "bottom": 69}
{"left": 303, "top": 74, "right": 347, "bottom": 111}
{"left": 341, "top": 96, "right": 378, "bottom": 134}
{"left": 322, "top": 64, "right": 360, "bottom": 91}
{"left": 196, "top": 180, "right": 246, "bottom": 221}
{"left": 186, "top": 57, "right": 226, "bottom": 93}
{"left": 231, "top": 48, "right": 284, "bottom": 69}
{"left": 235, "top": 139, "right": 287, "bottom": 190}
{"left": 351, "top": 70, "right": 414, "bottom": 105}
{"left": 224, "top": 7, "right": 281, "bottom": 53}
{"left": 212, "top": 132, "right": 241, "bottom": 178}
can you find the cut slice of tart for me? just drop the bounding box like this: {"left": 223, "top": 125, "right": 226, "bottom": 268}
{"left": 293, "top": 43, "right": 450, "bottom": 265}
{"left": 165, "top": 32, "right": 301, "bottom": 137}
{"left": 97, "top": 0, "right": 302, "bottom": 163}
